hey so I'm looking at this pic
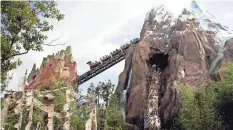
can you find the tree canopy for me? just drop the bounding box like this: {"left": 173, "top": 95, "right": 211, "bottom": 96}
{"left": 179, "top": 62, "right": 233, "bottom": 130}
{"left": 1, "top": 1, "right": 64, "bottom": 91}
{"left": 77, "top": 80, "right": 124, "bottom": 130}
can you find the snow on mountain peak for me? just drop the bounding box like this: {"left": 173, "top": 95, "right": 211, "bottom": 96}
{"left": 145, "top": 0, "right": 233, "bottom": 40}
{"left": 145, "top": 5, "right": 174, "bottom": 23}
{"left": 182, "top": 0, "right": 233, "bottom": 72}
{"left": 190, "top": 0, "right": 202, "bottom": 14}
{"left": 180, "top": 0, "right": 217, "bottom": 23}
{"left": 179, "top": 1, "right": 233, "bottom": 38}
{"left": 153, "top": 5, "right": 174, "bottom": 23}
{"left": 143, "top": 0, "right": 232, "bottom": 73}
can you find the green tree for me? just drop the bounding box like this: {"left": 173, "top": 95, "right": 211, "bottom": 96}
{"left": 179, "top": 62, "right": 233, "bottom": 130}
{"left": 105, "top": 94, "right": 124, "bottom": 130}
{"left": 97, "top": 80, "right": 115, "bottom": 109}
{"left": 87, "top": 80, "right": 115, "bottom": 108}
{"left": 84, "top": 80, "right": 123, "bottom": 130}
{"left": 1, "top": 1, "right": 64, "bottom": 91}
{"left": 214, "top": 62, "right": 233, "bottom": 129}
{"left": 179, "top": 84, "right": 221, "bottom": 130}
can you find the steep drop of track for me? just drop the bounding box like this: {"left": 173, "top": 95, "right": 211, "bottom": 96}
{"left": 77, "top": 39, "right": 139, "bottom": 85}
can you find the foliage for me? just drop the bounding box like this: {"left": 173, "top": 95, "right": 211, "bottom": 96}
{"left": 179, "top": 85, "right": 221, "bottom": 130}
{"left": 105, "top": 94, "right": 124, "bottom": 130}
{"left": 54, "top": 117, "right": 63, "bottom": 130}
{"left": 32, "top": 108, "right": 45, "bottom": 129}
{"left": 2, "top": 79, "right": 124, "bottom": 129}
{"left": 84, "top": 80, "right": 124, "bottom": 129}
{"left": 76, "top": 88, "right": 91, "bottom": 121}
{"left": 70, "top": 99, "right": 86, "bottom": 130}
{"left": 1, "top": 1, "right": 64, "bottom": 91}
{"left": 3, "top": 112, "right": 20, "bottom": 130}
{"left": 10, "top": 102, "right": 45, "bottom": 129}
{"left": 52, "top": 81, "right": 86, "bottom": 129}
{"left": 1, "top": 98, "right": 4, "bottom": 109}
{"left": 179, "top": 62, "right": 233, "bottom": 130}
{"left": 53, "top": 90, "right": 66, "bottom": 112}
{"left": 87, "top": 80, "right": 115, "bottom": 108}
{"left": 214, "top": 62, "right": 233, "bottom": 129}
{"left": 21, "top": 109, "right": 30, "bottom": 129}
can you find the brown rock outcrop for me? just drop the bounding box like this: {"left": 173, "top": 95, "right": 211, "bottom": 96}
{"left": 116, "top": 45, "right": 136, "bottom": 94}
{"left": 25, "top": 46, "right": 78, "bottom": 90}
{"left": 117, "top": 3, "right": 233, "bottom": 129}
{"left": 1, "top": 46, "right": 78, "bottom": 129}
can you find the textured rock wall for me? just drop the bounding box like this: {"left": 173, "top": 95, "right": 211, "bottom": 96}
{"left": 26, "top": 46, "right": 78, "bottom": 90}
{"left": 117, "top": 4, "right": 233, "bottom": 129}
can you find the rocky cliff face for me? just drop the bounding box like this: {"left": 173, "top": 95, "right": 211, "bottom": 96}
{"left": 25, "top": 46, "right": 78, "bottom": 90}
{"left": 117, "top": 1, "right": 233, "bottom": 129}
{"left": 1, "top": 46, "right": 78, "bottom": 129}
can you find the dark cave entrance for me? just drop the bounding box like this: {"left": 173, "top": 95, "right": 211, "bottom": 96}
{"left": 149, "top": 53, "right": 169, "bottom": 71}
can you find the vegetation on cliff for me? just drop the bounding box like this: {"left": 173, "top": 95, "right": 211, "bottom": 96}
{"left": 2, "top": 81, "right": 83, "bottom": 129}
{"left": 77, "top": 80, "right": 124, "bottom": 130}
{"left": 1, "top": 1, "right": 64, "bottom": 91}
{"left": 179, "top": 62, "right": 233, "bottom": 130}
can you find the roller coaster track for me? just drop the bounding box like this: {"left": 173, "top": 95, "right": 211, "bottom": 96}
{"left": 77, "top": 39, "right": 139, "bottom": 85}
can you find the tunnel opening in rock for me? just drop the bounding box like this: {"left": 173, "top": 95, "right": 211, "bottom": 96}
{"left": 149, "top": 53, "right": 169, "bottom": 71}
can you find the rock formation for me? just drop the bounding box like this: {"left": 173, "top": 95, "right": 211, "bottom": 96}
{"left": 1, "top": 46, "right": 78, "bottom": 130}
{"left": 117, "top": 1, "right": 233, "bottom": 129}
{"left": 25, "top": 46, "right": 78, "bottom": 90}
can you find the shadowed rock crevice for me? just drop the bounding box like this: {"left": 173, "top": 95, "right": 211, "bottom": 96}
{"left": 149, "top": 53, "right": 169, "bottom": 71}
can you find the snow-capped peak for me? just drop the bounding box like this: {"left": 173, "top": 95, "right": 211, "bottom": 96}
{"left": 190, "top": 0, "right": 202, "bottom": 14}
{"left": 179, "top": 0, "right": 233, "bottom": 38}
{"left": 184, "top": 0, "right": 233, "bottom": 72}
{"left": 145, "top": 0, "right": 233, "bottom": 40}
{"left": 145, "top": 5, "right": 174, "bottom": 23}
{"left": 153, "top": 5, "right": 174, "bottom": 23}
{"left": 187, "top": 0, "right": 218, "bottom": 23}
{"left": 154, "top": 5, "right": 170, "bottom": 14}
{"left": 143, "top": 0, "right": 232, "bottom": 73}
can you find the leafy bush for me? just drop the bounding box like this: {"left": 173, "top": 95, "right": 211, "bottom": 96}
{"left": 179, "top": 84, "right": 221, "bottom": 130}
{"left": 214, "top": 62, "right": 233, "bottom": 129}
{"left": 4, "top": 112, "right": 21, "bottom": 130}
{"left": 70, "top": 98, "right": 86, "bottom": 130}
{"left": 83, "top": 80, "right": 124, "bottom": 129}
{"left": 105, "top": 94, "right": 124, "bottom": 130}
{"left": 179, "top": 62, "right": 233, "bottom": 130}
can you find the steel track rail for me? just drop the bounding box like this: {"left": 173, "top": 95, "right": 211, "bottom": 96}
{"left": 78, "top": 53, "right": 126, "bottom": 85}
{"left": 77, "top": 38, "right": 139, "bottom": 86}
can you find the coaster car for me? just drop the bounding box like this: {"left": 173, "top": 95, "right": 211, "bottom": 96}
{"left": 130, "top": 38, "right": 140, "bottom": 44}
{"left": 120, "top": 43, "right": 130, "bottom": 50}
{"left": 110, "top": 49, "right": 121, "bottom": 56}
{"left": 100, "top": 55, "right": 111, "bottom": 63}
{"left": 87, "top": 61, "right": 101, "bottom": 70}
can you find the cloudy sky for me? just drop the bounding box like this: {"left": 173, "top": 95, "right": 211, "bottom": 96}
{"left": 7, "top": 0, "right": 233, "bottom": 93}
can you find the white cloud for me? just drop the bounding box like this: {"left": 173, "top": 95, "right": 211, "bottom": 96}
{"left": 7, "top": 0, "right": 233, "bottom": 92}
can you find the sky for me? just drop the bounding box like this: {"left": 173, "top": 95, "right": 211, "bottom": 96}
{"left": 7, "top": 0, "right": 233, "bottom": 93}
